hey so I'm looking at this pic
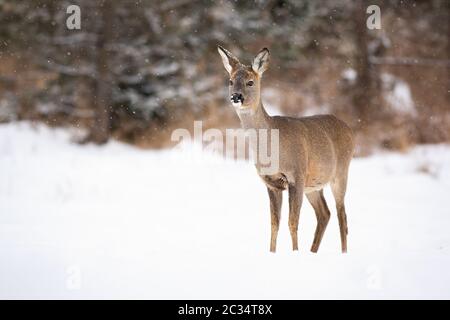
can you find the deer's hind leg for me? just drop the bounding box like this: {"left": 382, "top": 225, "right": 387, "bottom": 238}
{"left": 306, "top": 190, "right": 331, "bottom": 253}
{"left": 331, "top": 169, "right": 350, "bottom": 253}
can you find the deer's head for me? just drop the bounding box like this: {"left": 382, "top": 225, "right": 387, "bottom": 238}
{"left": 218, "top": 46, "right": 270, "bottom": 113}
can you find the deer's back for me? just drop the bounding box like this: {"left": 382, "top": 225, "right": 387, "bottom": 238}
{"left": 297, "top": 114, "right": 354, "bottom": 154}
{"left": 272, "top": 114, "right": 354, "bottom": 188}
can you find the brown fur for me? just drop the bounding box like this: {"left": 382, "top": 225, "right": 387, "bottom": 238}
{"left": 218, "top": 46, "right": 354, "bottom": 253}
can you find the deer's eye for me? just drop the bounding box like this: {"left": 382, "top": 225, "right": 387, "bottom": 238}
{"left": 247, "top": 80, "right": 254, "bottom": 87}
{"left": 229, "top": 80, "right": 233, "bottom": 86}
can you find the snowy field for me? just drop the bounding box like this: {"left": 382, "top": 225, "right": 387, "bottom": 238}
{"left": 1, "top": 122, "right": 450, "bottom": 299}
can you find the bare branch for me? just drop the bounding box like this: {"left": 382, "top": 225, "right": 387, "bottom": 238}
{"left": 370, "top": 56, "right": 450, "bottom": 67}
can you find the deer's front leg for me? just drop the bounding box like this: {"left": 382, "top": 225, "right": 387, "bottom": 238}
{"left": 288, "top": 183, "right": 303, "bottom": 251}
{"left": 267, "top": 187, "right": 282, "bottom": 253}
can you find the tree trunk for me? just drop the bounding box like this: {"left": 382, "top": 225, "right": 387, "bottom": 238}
{"left": 352, "top": 2, "right": 381, "bottom": 129}
{"left": 89, "top": 1, "right": 113, "bottom": 144}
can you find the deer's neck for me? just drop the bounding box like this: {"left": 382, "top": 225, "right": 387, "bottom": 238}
{"left": 236, "top": 101, "right": 271, "bottom": 130}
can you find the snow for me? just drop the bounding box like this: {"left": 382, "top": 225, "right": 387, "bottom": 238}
{"left": 342, "top": 68, "right": 357, "bottom": 83}
{"left": 1, "top": 122, "right": 450, "bottom": 299}
{"left": 261, "top": 88, "right": 284, "bottom": 116}
{"left": 151, "top": 62, "right": 179, "bottom": 76}
{"left": 301, "top": 103, "right": 331, "bottom": 117}
{"left": 382, "top": 73, "right": 417, "bottom": 116}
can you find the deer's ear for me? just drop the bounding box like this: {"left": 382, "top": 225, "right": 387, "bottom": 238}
{"left": 252, "top": 48, "right": 270, "bottom": 76}
{"left": 217, "top": 45, "right": 239, "bottom": 74}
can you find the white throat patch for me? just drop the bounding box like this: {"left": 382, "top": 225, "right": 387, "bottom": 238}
{"left": 231, "top": 101, "right": 242, "bottom": 108}
{"left": 235, "top": 106, "right": 253, "bottom": 115}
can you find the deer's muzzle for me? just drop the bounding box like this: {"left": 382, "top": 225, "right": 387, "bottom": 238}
{"left": 231, "top": 93, "right": 244, "bottom": 104}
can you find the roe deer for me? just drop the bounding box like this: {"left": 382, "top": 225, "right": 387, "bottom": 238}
{"left": 218, "top": 46, "right": 355, "bottom": 253}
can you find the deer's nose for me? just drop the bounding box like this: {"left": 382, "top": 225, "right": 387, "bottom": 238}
{"left": 231, "top": 93, "right": 244, "bottom": 104}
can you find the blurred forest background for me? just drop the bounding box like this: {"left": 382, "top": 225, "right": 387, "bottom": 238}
{"left": 0, "top": 0, "right": 448, "bottom": 155}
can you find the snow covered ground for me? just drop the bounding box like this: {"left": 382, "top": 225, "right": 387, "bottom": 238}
{"left": 1, "top": 122, "right": 450, "bottom": 299}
